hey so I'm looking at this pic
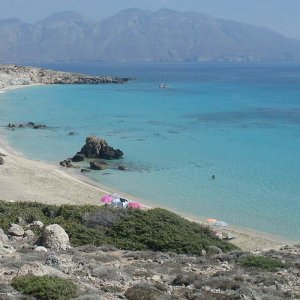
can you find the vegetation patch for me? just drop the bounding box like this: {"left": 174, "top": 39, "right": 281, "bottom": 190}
{"left": 108, "top": 208, "right": 237, "bottom": 255}
{"left": 0, "top": 201, "right": 237, "bottom": 255}
{"left": 12, "top": 275, "right": 77, "bottom": 300}
{"left": 241, "top": 255, "right": 285, "bottom": 271}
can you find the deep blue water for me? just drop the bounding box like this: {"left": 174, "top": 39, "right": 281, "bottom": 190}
{"left": 1, "top": 62, "right": 300, "bottom": 240}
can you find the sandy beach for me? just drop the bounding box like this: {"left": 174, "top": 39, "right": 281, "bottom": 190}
{"left": 0, "top": 84, "right": 296, "bottom": 252}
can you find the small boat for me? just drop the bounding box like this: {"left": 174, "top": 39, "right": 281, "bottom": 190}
{"left": 159, "top": 83, "right": 170, "bottom": 88}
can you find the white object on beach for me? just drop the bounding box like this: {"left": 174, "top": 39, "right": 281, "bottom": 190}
{"left": 212, "top": 221, "right": 228, "bottom": 227}
{"left": 110, "top": 193, "right": 121, "bottom": 199}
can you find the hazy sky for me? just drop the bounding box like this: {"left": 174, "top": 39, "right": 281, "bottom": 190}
{"left": 1, "top": 0, "right": 300, "bottom": 40}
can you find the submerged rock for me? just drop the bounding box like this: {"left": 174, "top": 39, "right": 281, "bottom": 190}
{"left": 59, "top": 159, "right": 73, "bottom": 168}
{"left": 90, "top": 161, "right": 107, "bottom": 170}
{"left": 118, "top": 165, "right": 128, "bottom": 171}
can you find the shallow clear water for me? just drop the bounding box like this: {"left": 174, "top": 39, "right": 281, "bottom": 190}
{"left": 1, "top": 62, "right": 300, "bottom": 240}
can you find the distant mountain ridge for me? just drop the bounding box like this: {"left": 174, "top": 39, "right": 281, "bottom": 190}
{"left": 1, "top": 8, "right": 300, "bottom": 63}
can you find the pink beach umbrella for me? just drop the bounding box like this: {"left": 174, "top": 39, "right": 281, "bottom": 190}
{"left": 128, "top": 201, "right": 142, "bottom": 209}
{"left": 100, "top": 195, "right": 113, "bottom": 203}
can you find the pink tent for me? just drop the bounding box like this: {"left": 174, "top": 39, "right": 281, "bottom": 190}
{"left": 128, "top": 201, "right": 142, "bottom": 209}
{"left": 100, "top": 195, "right": 113, "bottom": 203}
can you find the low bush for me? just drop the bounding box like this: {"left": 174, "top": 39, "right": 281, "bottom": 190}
{"left": 241, "top": 255, "right": 285, "bottom": 271}
{"left": 108, "top": 208, "right": 237, "bottom": 255}
{"left": 0, "top": 201, "right": 238, "bottom": 255}
{"left": 12, "top": 275, "right": 77, "bottom": 300}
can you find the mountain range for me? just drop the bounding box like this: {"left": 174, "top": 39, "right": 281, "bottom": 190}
{"left": 1, "top": 8, "right": 300, "bottom": 63}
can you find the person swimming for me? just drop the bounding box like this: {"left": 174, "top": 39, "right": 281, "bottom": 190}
{"left": 212, "top": 174, "right": 215, "bottom": 180}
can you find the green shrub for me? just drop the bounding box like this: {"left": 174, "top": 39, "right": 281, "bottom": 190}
{"left": 12, "top": 275, "right": 77, "bottom": 300}
{"left": 0, "top": 201, "right": 238, "bottom": 255}
{"left": 241, "top": 255, "right": 285, "bottom": 271}
{"left": 108, "top": 208, "right": 237, "bottom": 255}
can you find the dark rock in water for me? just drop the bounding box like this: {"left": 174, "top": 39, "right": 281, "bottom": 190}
{"left": 71, "top": 153, "right": 85, "bottom": 162}
{"left": 27, "top": 122, "right": 35, "bottom": 126}
{"left": 0, "top": 156, "right": 4, "bottom": 165}
{"left": 33, "top": 124, "right": 45, "bottom": 129}
{"left": 59, "top": 159, "right": 73, "bottom": 168}
{"left": 118, "top": 165, "right": 128, "bottom": 171}
{"left": 0, "top": 153, "right": 6, "bottom": 157}
{"left": 68, "top": 132, "right": 78, "bottom": 136}
{"left": 8, "top": 123, "right": 15, "bottom": 128}
{"left": 81, "top": 168, "right": 91, "bottom": 173}
{"left": 90, "top": 161, "right": 107, "bottom": 170}
{"left": 19, "top": 124, "right": 24, "bottom": 128}
{"left": 79, "top": 136, "right": 123, "bottom": 159}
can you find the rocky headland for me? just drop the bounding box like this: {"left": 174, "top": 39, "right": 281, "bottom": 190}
{"left": 0, "top": 64, "right": 131, "bottom": 90}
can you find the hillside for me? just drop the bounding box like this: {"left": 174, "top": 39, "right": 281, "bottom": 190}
{"left": 0, "top": 201, "right": 299, "bottom": 299}
{"left": 1, "top": 9, "right": 300, "bottom": 62}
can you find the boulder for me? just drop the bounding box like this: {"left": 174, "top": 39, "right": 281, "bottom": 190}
{"left": 0, "top": 228, "right": 9, "bottom": 245}
{"left": 29, "top": 220, "right": 44, "bottom": 229}
{"left": 118, "top": 165, "right": 128, "bottom": 171}
{"left": 79, "top": 136, "right": 123, "bottom": 159}
{"left": 17, "top": 262, "right": 65, "bottom": 278}
{"left": 17, "top": 262, "right": 50, "bottom": 276}
{"left": 43, "top": 224, "right": 70, "bottom": 250}
{"left": 24, "top": 230, "right": 35, "bottom": 238}
{"left": 8, "top": 224, "right": 24, "bottom": 236}
{"left": 60, "top": 159, "right": 73, "bottom": 168}
{"left": 71, "top": 153, "right": 85, "bottom": 162}
{"left": 35, "top": 246, "right": 48, "bottom": 253}
{"left": 0, "top": 156, "right": 4, "bottom": 165}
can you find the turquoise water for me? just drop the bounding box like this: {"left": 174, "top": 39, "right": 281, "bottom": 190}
{"left": 1, "top": 63, "right": 300, "bottom": 240}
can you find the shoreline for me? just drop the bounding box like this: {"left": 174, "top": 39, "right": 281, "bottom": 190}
{"left": 0, "top": 84, "right": 297, "bottom": 251}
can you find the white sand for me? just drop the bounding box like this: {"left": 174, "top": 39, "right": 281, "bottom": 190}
{"left": 0, "top": 85, "right": 296, "bottom": 252}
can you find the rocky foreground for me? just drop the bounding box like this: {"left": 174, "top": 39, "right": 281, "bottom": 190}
{"left": 0, "top": 223, "right": 299, "bottom": 300}
{"left": 0, "top": 64, "right": 131, "bottom": 89}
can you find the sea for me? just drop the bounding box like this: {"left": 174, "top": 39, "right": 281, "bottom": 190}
{"left": 0, "top": 62, "right": 300, "bottom": 241}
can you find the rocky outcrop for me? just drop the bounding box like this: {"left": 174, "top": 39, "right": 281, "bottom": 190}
{"left": 71, "top": 153, "right": 85, "bottom": 162}
{"left": 0, "top": 156, "right": 4, "bottom": 165}
{"left": 0, "top": 219, "right": 299, "bottom": 300}
{"left": 43, "top": 224, "right": 70, "bottom": 250}
{"left": 0, "top": 64, "right": 131, "bottom": 90}
{"left": 79, "top": 136, "right": 123, "bottom": 160}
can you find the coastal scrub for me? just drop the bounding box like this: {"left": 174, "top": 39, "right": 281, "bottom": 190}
{"left": 12, "top": 275, "right": 77, "bottom": 300}
{"left": 0, "top": 201, "right": 237, "bottom": 255}
{"left": 241, "top": 255, "right": 285, "bottom": 271}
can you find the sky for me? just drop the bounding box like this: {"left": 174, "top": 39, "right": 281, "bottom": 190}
{"left": 1, "top": 0, "right": 300, "bottom": 40}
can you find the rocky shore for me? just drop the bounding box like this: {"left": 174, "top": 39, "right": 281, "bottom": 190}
{"left": 0, "top": 64, "right": 131, "bottom": 90}
{"left": 0, "top": 207, "right": 299, "bottom": 300}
